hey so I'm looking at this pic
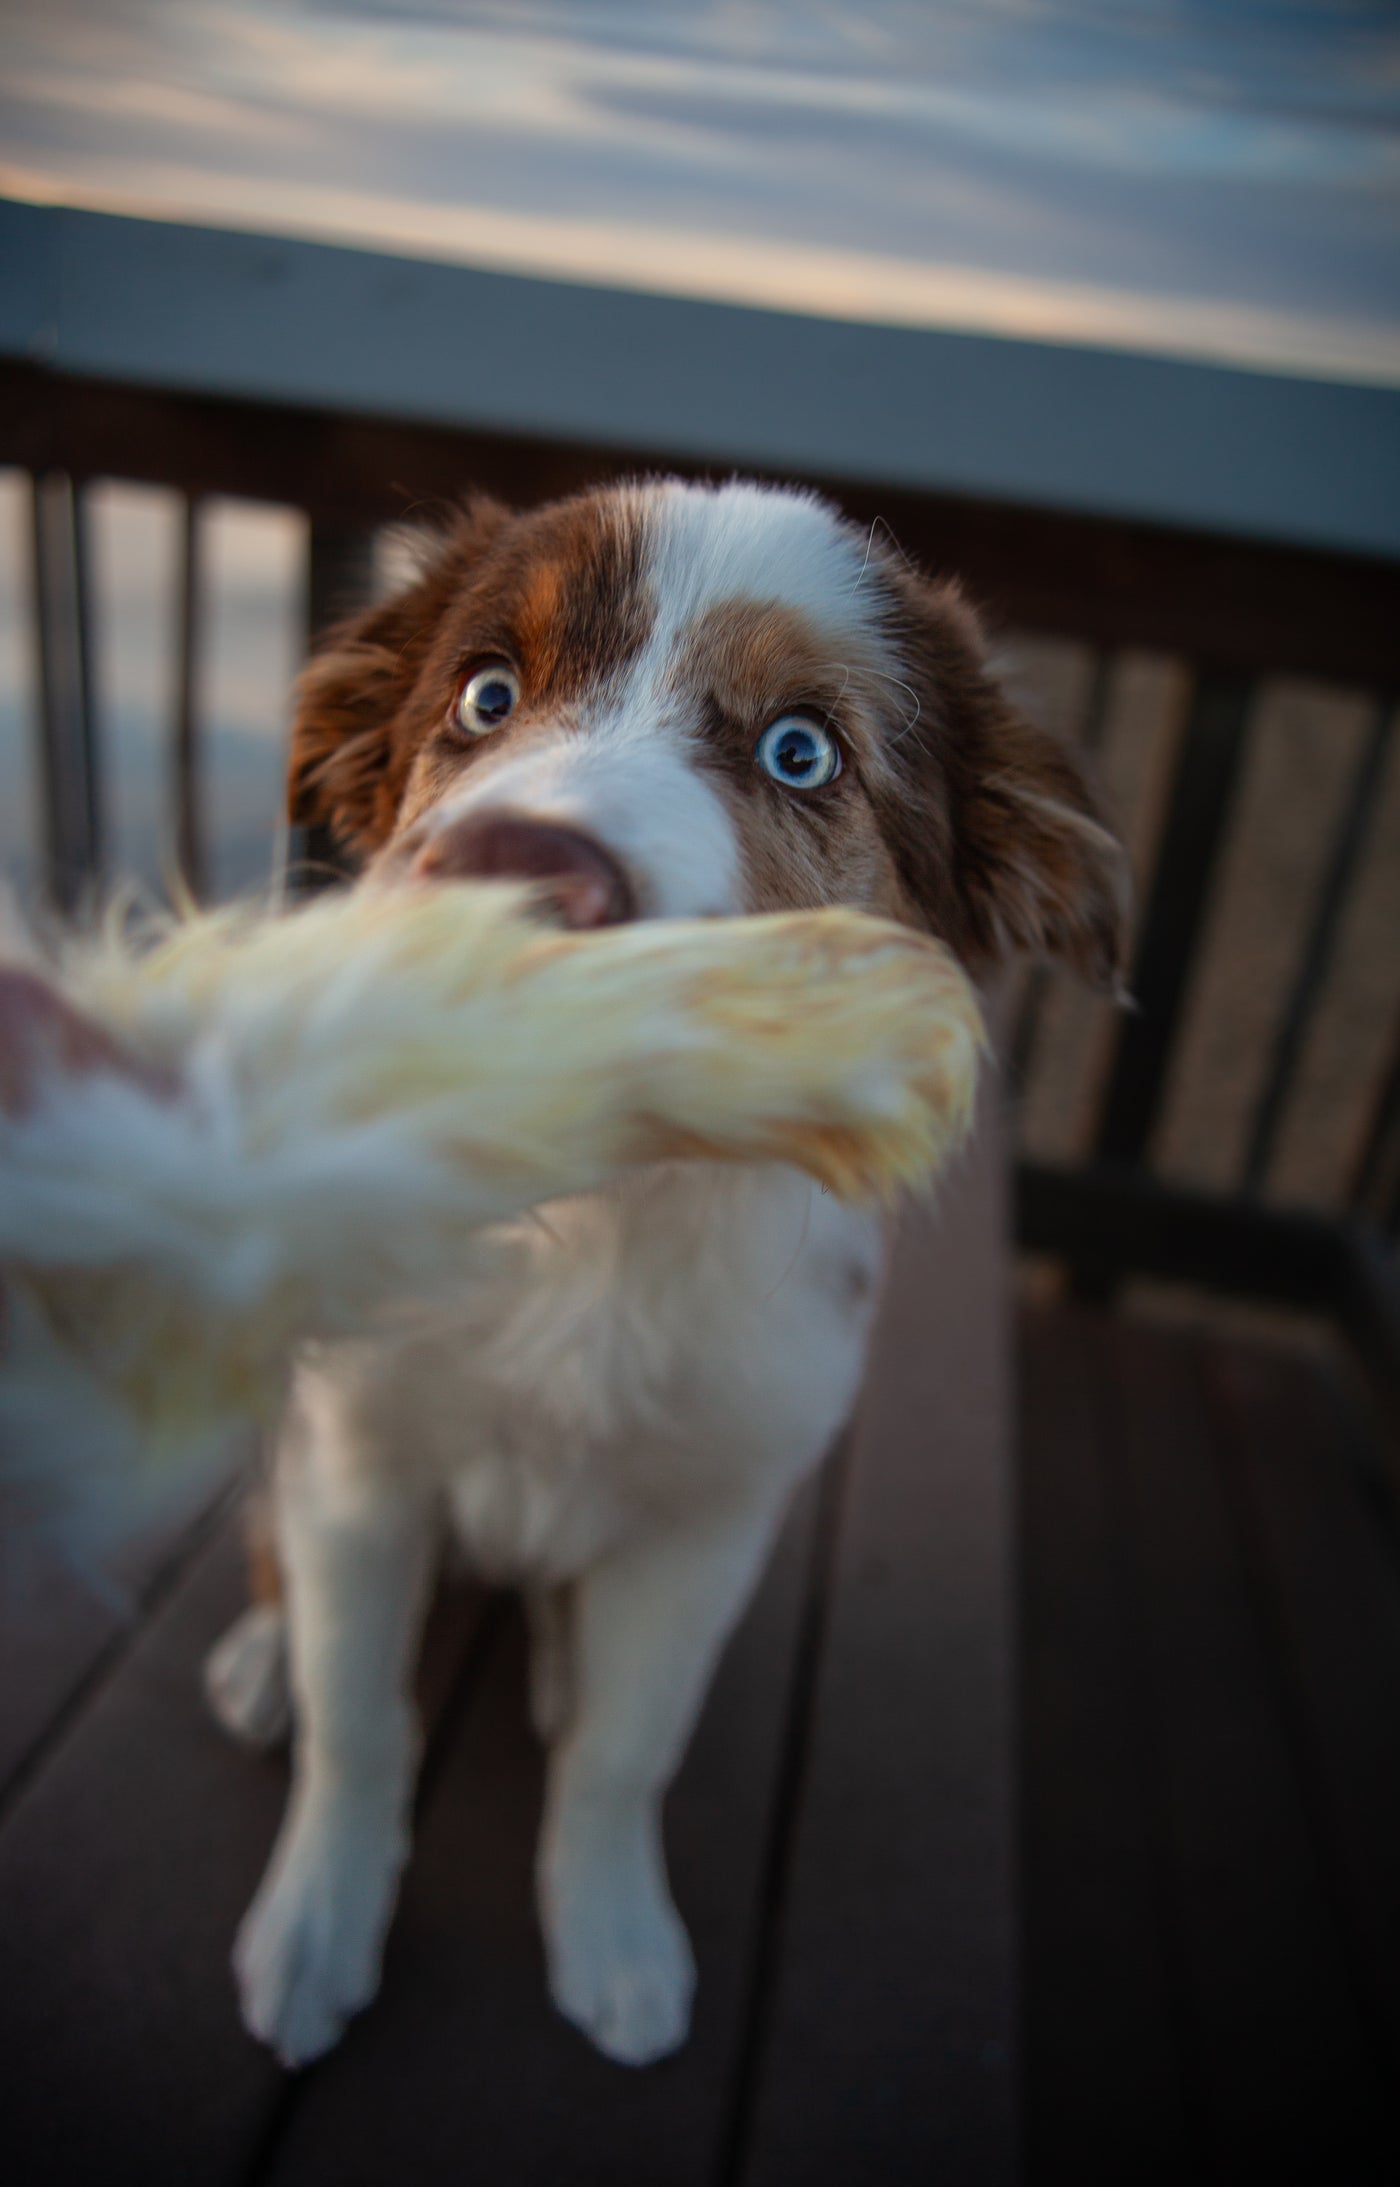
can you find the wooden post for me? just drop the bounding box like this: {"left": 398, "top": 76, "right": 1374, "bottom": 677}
{"left": 287, "top": 519, "right": 378, "bottom": 894}
{"left": 29, "top": 471, "right": 102, "bottom": 911}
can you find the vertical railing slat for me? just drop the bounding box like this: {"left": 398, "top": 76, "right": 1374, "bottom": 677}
{"left": 287, "top": 519, "right": 379, "bottom": 893}
{"left": 171, "top": 494, "right": 204, "bottom": 899}
{"left": 29, "top": 471, "right": 102, "bottom": 911}
{"left": 1240, "top": 694, "right": 1395, "bottom": 1195}
{"left": 1093, "top": 668, "right": 1255, "bottom": 1167}
{"left": 1350, "top": 1010, "right": 1400, "bottom": 1232}
{"left": 1007, "top": 647, "right": 1116, "bottom": 1097}
{"left": 307, "top": 521, "right": 377, "bottom": 645}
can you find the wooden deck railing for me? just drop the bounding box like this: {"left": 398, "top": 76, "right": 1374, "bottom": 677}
{"left": 3, "top": 356, "right": 1398, "bottom": 1401}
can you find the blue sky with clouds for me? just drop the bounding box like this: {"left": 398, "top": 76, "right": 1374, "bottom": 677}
{"left": 2, "top": 0, "right": 1397, "bottom": 380}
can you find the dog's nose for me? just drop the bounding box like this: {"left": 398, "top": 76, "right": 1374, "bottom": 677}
{"left": 410, "top": 812, "right": 635, "bottom": 929}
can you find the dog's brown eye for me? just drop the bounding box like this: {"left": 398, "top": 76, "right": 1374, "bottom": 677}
{"left": 453, "top": 660, "right": 520, "bottom": 737}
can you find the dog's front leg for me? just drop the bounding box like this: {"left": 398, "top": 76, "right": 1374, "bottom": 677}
{"left": 538, "top": 1490, "right": 785, "bottom": 2065}
{"left": 234, "top": 1427, "right": 435, "bottom": 2067}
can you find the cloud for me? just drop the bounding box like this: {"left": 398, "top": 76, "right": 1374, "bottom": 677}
{"left": 0, "top": 0, "right": 1397, "bottom": 380}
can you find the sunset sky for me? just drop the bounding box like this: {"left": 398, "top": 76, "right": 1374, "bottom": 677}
{"left": 2, "top": 2, "right": 1397, "bottom": 896}
{"left": 2, "top": 1, "right": 1397, "bottom": 382}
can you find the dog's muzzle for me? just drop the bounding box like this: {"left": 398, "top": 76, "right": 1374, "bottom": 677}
{"left": 408, "top": 811, "right": 635, "bottom": 930}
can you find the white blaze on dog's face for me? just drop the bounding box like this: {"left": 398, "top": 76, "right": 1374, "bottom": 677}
{"left": 289, "top": 480, "right": 1128, "bottom": 984}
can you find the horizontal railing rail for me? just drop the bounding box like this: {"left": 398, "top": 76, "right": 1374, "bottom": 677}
{"left": 4, "top": 360, "right": 1399, "bottom": 684}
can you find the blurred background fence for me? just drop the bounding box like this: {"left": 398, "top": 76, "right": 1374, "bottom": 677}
{"left": 2, "top": 359, "right": 1398, "bottom": 1390}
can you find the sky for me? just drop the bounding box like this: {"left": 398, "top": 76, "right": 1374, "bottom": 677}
{"left": 2, "top": 2, "right": 1397, "bottom": 899}
{"left": 1, "top": 0, "right": 1397, "bottom": 382}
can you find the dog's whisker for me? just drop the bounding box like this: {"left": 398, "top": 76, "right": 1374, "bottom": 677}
{"left": 854, "top": 662, "right": 926, "bottom": 750}
{"left": 852, "top": 517, "right": 880, "bottom": 593}
{"left": 849, "top": 513, "right": 897, "bottom": 596}
{"left": 814, "top": 657, "right": 924, "bottom": 751}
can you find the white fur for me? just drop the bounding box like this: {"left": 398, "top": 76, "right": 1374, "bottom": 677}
{"left": 222, "top": 482, "right": 898, "bottom": 2070}
{"left": 204, "top": 1604, "right": 291, "bottom": 1748}
{"left": 635, "top": 480, "right": 884, "bottom": 656}
{"left": 419, "top": 723, "right": 740, "bottom": 920}
{"left": 233, "top": 1167, "right": 882, "bottom": 2067}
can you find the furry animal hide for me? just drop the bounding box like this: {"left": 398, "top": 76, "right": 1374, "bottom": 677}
{"left": 0, "top": 883, "right": 982, "bottom": 1536}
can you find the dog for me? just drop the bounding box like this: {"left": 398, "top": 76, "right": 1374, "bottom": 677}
{"left": 203, "top": 477, "right": 1127, "bottom": 2069}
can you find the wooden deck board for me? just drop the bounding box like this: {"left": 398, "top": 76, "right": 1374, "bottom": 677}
{"left": 0, "top": 1513, "right": 290, "bottom": 2187}
{"left": 1107, "top": 1317, "right": 1394, "bottom": 2179}
{"left": 0, "top": 1461, "right": 235, "bottom": 1801}
{"left": 0, "top": 1512, "right": 491, "bottom": 2187}
{"left": 6, "top": 1180, "right": 1400, "bottom": 2183}
{"left": 740, "top": 1116, "right": 1018, "bottom": 2187}
{"left": 1019, "top": 1299, "right": 1400, "bottom": 2184}
{"left": 1018, "top": 1305, "right": 1198, "bottom": 2184}
{"left": 1202, "top": 1341, "right": 1400, "bottom": 2070}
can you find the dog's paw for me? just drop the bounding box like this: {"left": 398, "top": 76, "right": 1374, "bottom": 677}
{"left": 234, "top": 1808, "right": 402, "bottom": 2067}
{"left": 543, "top": 1870, "right": 696, "bottom": 2066}
{"left": 205, "top": 1605, "right": 292, "bottom": 1749}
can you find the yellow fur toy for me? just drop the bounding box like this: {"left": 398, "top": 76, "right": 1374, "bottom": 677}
{"left": 0, "top": 885, "right": 983, "bottom": 1531}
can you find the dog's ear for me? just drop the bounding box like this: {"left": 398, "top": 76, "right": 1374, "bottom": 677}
{"left": 288, "top": 498, "right": 511, "bottom": 855}
{"left": 872, "top": 571, "right": 1130, "bottom": 991}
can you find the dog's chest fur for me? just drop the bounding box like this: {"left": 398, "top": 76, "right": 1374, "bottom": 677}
{"left": 311, "top": 1162, "right": 884, "bottom": 1583}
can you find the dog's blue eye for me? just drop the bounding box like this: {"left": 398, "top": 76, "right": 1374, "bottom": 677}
{"left": 755, "top": 716, "right": 842, "bottom": 791}
{"left": 454, "top": 660, "right": 520, "bottom": 736}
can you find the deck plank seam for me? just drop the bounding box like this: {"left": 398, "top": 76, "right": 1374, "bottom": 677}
{"left": 1323, "top": 1364, "right": 1400, "bottom": 1567}
{"left": 714, "top": 1435, "right": 852, "bottom": 2187}
{"left": 0, "top": 1473, "right": 241, "bottom": 1833}
{"left": 238, "top": 1587, "right": 512, "bottom": 2186}
{"left": 1093, "top": 1323, "right": 1223, "bottom": 2181}
{"left": 1199, "top": 1342, "right": 1400, "bottom": 2101}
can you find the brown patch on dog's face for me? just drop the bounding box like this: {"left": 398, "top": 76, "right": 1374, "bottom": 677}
{"left": 289, "top": 492, "right": 651, "bottom": 858}
{"left": 287, "top": 498, "right": 510, "bottom": 855}
{"left": 860, "top": 561, "right": 1130, "bottom": 987}
{"left": 670, "top": 599, "right": 907, "bottom": 918}
{"left": 663, "top": 571, "right": 1126, "bottom": 987}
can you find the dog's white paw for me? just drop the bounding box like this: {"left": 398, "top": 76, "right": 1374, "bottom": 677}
{"left": 234, "top": 1806, "right": 403, "bottom": 2067}
{"left": 205, "top": 1605, "right": 292, "bottom": 1749}
{"left": 543, "top": 1864, "right": 696, "bottom": 2066}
